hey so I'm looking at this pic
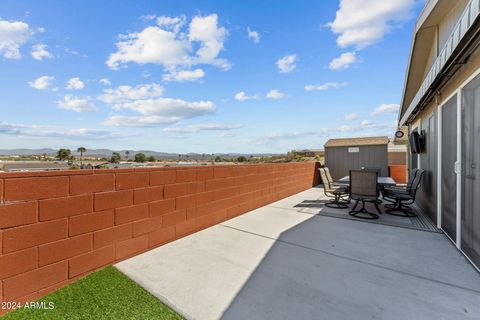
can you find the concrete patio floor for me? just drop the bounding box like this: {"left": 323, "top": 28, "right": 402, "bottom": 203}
{"left": 116, "top": 187, "right": 480, "bottom": 320}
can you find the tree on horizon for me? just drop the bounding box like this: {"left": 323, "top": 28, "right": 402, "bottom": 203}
{"left": 125, "top": 150, "right": 130, "bottom": 161}
{"left": 77, "top": 147, "right": 86, "bottom": 167}
{"left": 110, "top": 152, "right": 121, "bottom": 164}
{"left": 56, "top": 148, "right": 71, "bottom": 161}
{"left": 135, "top": 153, "right": 147, "bottom": 163}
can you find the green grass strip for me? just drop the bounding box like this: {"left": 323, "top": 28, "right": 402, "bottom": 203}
{"left": 3, "top": 266, "right": 183, "bottom": 320}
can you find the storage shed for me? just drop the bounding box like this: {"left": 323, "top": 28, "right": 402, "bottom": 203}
{"left": 324, "top": 136, "right": 389, "bottom": 179}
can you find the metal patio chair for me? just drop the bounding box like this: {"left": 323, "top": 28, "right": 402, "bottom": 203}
{"left": 382, "top": 168, "right": 420, "bottom": 196}
{"left": 319, "top": 168, "right": 349, "bottom": 209}
{"left": 382, "top": 169, "right": 425, "bottom": 217}
{"left": 349, "top": 170, "right": 382, "bottom": 219}
{"left": 362, "top": 166, "right": 383, "bottom": 204}
{"left": 361, "top": 166, "right": 381, "bottom": 176}
{"left": 324, "top": 167, "right": 345, "bottom": 187}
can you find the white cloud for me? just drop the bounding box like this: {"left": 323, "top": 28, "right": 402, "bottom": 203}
{"left": 66, "top": 77, "right": 85, "bottom": 90}
{"left": 253, "top": 120, "right": 395, "bottom": 146}
{"left": 100, "top": 82, "right": 214, "bottom": 127}
{"left": 234, "top": 91, "right": 257, "bottom": 101}
{"left": 189, "top": 14, "right": 229, "bottom": 69}
{"left": 370, "top": 103, "right": 400, "bottom": 116}
{"left": 329, "top": 0, "right": 415, "bottom": 49}
{"left": 360, "top": 119, "right": 372, "bottom": 126}
{"left": 0, "top": 18, "right": 31, "bottom": 59}
{"left": 266, "top": 89, "right": 285, "bottom": 100}
{"left": 164, "top": 123, "right": 242, "bottom": 134}
{"left": 220, "top": 132, "right": 237, "bottom": 138}
{"left": 31, "top": 43, "right": 52, "bottom": 60}
{"left": 28, "top": 75, "right": 54, "bottom": 90}
{"left": 106, "top": 14, "right": 229, "bottom": 73}
{"left": 115, "top": 98, "right": 214, "bottom": 116}
{"left": 63, "top": 47, "right": 87, "bottom": 58}
{"left": 162, "top": 68, "right": 205, "bottom": 82}
{"left": 106, "top": 26, "right": 190, "bottom": 69}
{"left": 104, "top": 115, "right": 181, "bottom": 127}
{"left": 98, "top": 83, "right": 164, "bottom": 107}
{"left": 156, "top": 15, "right": 186, "bottom": 34}
{"left": 0, "top": 121, "right": 128, "bottom": 140}
{"left": 99, "top": 78, "right": 111, "bottom": 85}
{"left": 304, "top": 82, "right": 348, "bottom": 91}
{"left": 344, "top": 113, "right": 359, "bottom": 121}
{"left": 329, "top": 52, "right": 358, "bottom": 70}
{"left": 247, "top": 27, "right": 260, "bottom": 44}
{"left": 103, "top": 101, "right": 214, "bottom": 127}
{"left": 140, "top": 14, "right": 157, "bottom": 22}
{"left": 276, "top": 54, "right": 297, "bottom": 73}
{"left": 57, "top": 95, "right": 98, "bottom": 112}
{"left": 103, "top": 98, "right": 214, "bottom": 128}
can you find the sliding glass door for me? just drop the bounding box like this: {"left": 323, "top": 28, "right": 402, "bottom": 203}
{"left": 441, "top": 95, "right": 457, "bottom": 240}
{"left": 462, "top": 76, "right": 480, "bottom": 267}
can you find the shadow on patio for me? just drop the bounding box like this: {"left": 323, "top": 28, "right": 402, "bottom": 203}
{"left": 117, "top": 187, "right": 480, "bottom": 320}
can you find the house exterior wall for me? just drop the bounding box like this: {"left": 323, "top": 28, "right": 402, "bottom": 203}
{"left": 401, "top": 0, "right": 475, "bottom": 118}
{"left": 417, "top": 110, "right": 438, "bottom": 223}
{"left": 403, "top": 2, "right": 480, "bottom": 270}
{"left": 325, "top": 145, "right": 388, "bottom": 180}
{"left": 0, "top": 162, "right": 319, "bottom": 314}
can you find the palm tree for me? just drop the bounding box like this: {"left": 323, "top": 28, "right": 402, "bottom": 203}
{"left": 77, "top": 147, "right": 86, "bottom": 167}
{"left": 125, "top": 151, "right": 130, "bottom": 161}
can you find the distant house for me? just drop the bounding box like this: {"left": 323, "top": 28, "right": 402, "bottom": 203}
{"left": 397, "top": 0, "right": 480, "bottom": 268}
{"left": 291, "top": 149, "right": 325, "bottom": 158}
{"left": 2, "top": 162, "right": 70, "bottom": 172}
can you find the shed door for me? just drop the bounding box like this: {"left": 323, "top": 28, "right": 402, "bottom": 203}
{"left": 441, "top": 95, "right": 457, "bottom": 241}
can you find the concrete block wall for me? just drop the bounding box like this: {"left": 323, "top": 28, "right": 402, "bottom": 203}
{"left": 0, "top": 162, "right": 319, "bottom": 313}
{"left": 388, "top": 165, "right": 407, "bottom": 184}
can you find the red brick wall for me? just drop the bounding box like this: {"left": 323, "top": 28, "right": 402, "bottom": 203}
{"left": 0, "top": 162, "right": 318, "bottom": 312}
{"left": 389, "top": 165, "right": 407, "bottom": 184}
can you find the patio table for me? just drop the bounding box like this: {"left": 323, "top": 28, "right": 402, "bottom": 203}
{"left": 337, "top": 176, "right": 396, "bottom": 187}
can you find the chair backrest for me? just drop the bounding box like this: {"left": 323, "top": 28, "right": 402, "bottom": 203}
{"left": 350, "top": 170, "right": 378, "bottom": 199}
{"left": 406, "top": 168, "right": 419, "bottom": 189}
{"left": 324, "top": 167, "right": 334, "bottom": 183}
{"left": 361, "top": 166, "right": 381, "bottom": 176}
{"left": 319, "top": 168, "right": 334, "bottom": 192}
{"left": 408, "top": 169, "right": 425, "bottom": 198}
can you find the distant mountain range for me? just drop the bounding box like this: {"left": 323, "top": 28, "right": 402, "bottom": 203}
{"left": 0, "top": 148, "right": 280, "bottom": 159}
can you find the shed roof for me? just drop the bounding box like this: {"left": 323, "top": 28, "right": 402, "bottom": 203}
{"left": 324, "top": 136, "right": 389, "bottom": 148}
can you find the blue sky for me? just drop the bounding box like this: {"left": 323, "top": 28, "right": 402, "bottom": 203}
{"left": 0, "top": 0, "right": 424, "bottom": 153}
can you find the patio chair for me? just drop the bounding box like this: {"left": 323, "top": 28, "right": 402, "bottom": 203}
{"left": 362, "top": 166, "right": 383, "bottom": 204}
{"left": 324, "top": 167, "right": 344, "bottom": 187}
{"left": 319, "top": 168, "right": 349, "bottom": 208}
{"left": 382, "top": 169, "right": 425, "bottom": 217}
{"left": 361, "top": 166, "right": 381, "bottom": 176}
{"left": 349, "top": 170, "right": 382, "bottom": 219}
{"left": 382, "top": 168, "right": 420, "bottom": 195}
